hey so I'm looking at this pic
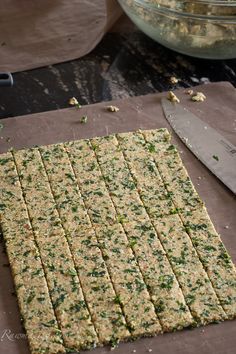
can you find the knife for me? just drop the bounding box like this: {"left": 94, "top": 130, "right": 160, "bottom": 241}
{"left": 161, "top": 98, "right": 236, "bottom": 194}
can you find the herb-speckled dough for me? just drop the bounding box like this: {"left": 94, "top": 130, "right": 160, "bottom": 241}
{"left": 0, "top": 128, "right": 236, "bottom": 354}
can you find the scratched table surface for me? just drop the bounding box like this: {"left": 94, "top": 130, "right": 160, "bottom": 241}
{"left": 0, "top": 29, "right": 236, "bottom": 120}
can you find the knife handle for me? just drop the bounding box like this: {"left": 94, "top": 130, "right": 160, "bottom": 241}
{"left": 0, "top": 72, "right": 13, "bottom": 87}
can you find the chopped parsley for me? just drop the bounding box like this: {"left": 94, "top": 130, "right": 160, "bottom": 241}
{"left": 213, "top": 155, "right": 219, "bottom": 161}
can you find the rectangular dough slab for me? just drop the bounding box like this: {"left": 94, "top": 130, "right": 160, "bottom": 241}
{"left": 13, "top": 148, "right": 98, "bottom": 351}
{"left": 40, "top": 144, "right": 130, "bottom": 344}
{"left": 0, "top": 153, "right": 65, "bottom": 354}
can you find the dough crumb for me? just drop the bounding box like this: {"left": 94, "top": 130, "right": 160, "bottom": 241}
{"left": 225, "top": 225, "right": 229, "bottom": 229}
{"left": 106, "top": 105, "right": 120, "bottom": 112}
{"left": 169, "top": 76, "right": 179, "bottom": 84}
{"left": 191, "top": 92, "right": 206, "bottom": 102}
{"left": 167, "top": 91, "right": 180, "bottom": 103}
{"left": 80, "top": 116, "right": 88, "bottom": 124}
{"left": 69, "top": 97, "right": 81, "bottom": 108}
{"left": 185, "top": 89, "right": 194, "bottom": 95}
{"left": 148, "top": 349, "right": 153, "bottom": 353}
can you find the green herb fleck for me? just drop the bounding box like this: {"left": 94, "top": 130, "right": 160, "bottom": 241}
{"left": 117, "top": 214, "right": 127, "bottom": 224}
{"left": 167, "top": 144, "right": 175, "bottom": 151}
{"left": 147, "top": 143, "right": 155, "bottom": 153}
{"left": 48, "top": 264, "right": 55, "bottom": 272}
{"left": 26, "top": 292, "right": 35, "bottom": 304}
{"left": 110, "top": 336, "right": 119, "bottom": 349}
{"left": 32, "top": 269, "right": 42, "bottom": 276}
{"left": 42, "top": 319, "right": 56, "bottom": 328}
{"left": 93, "top": 191, "right": 103, "bottom": 196}
{"left": 26, "top": 175, "right": 32, "bottom": 183}
{"left": 0, "top": 158, "right": 11, "bottom": 165}
{"left": 23, "top": 250, "right": 31, "bottom": 257}
{"left": 54, "top": 294, "right": 66, "bottom": 308}
{"left": 204, "top": 245, "right": 217, "bottom": 252}
{"left": 185, "top": 294, "right": 196, "bottom": 305}
{"left": 75, "top": 103, "right": 81, "bottom": 109}
{"left": 87, "top": 269, "right": 106, "bottom": 277}
{"left": 159, "top": 274, "right": 174, "bottom": 289}
{"left": 155, "top": 300, "right": 165, "bottom": 313}
{"left": 129, "top": 239, "right": 137, "bottom": 247}
{"left": 68, "top": 269, "right": 77, "bottom": 276}
{"left": 114, "top": 295, "right": 122, "bottom": 305}
{"left": 100, "top": 311, "right": 107, "bottom": 318}
{"left": 70, "top": 300, "right": 86, "bottom": 312}
{"left": 65, "top": 173, "right": 75, "bottom": 181}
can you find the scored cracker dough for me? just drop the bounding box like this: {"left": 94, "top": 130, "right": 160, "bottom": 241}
{"left": 181, "top": 207, "right": 236, "bottom": 319}
{"left": 66, "top": 141, "right": 161, "bottom": 338}
{"left": 0, "top": 128, "right": 236, "bottom": 354}
{"left": 93, "top": 134, "right": 226, "bottom": 325}
{"left": 142, "top": 130, "right": 203, "bottom": 212}
{"left": 40, "top": 144, "right": 130, "bottom": 344}
{"left": 0, "top": 153, "right": 65, "bottom": 354}
{"left": 13, "top": 149, "right": 98, "bottom": 351}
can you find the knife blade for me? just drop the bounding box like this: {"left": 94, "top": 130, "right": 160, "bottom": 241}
{"left": 161, "top": 98, "right": 236, "bottom": 194}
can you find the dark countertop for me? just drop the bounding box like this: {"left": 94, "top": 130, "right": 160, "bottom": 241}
{"left": 1, "top": 30, "right": 236, "bottom": 119}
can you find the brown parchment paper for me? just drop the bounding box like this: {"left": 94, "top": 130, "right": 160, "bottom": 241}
{"left": 0, "top": 82, "right": 236, "bottom": 354}
{"left": 0, "top": 0, "right": 122, "bottom": 73}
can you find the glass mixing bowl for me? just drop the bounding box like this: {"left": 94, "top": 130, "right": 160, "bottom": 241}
{"left": 117, "top": 0, "right": 236, "bottom": 59}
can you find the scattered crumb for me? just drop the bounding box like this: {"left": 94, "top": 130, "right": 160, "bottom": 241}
{"left": 225, "top": 225, "right": 229, "bottom": 229}
{"left": 133, "top": 350, "right": 137, "bottom": 353}
{"left": 197, "top": 176, "right": 202, "bottom": 180}
{"left": 167, "top": 91, "right": 180, "bottom": 103}
{"left": 191, "top": 92, "right": 206, "bottom": 102}
{"left": 80, "top": 116, "right": 88, "bottom": 124}
{"left": 69, "top": 97, "right": 81, "bottom": 108}
{"left": 185, "top": 89, "right": 194, "bottom": 95}
{"left": 169, "top": 76, "right": 179, "bottom": 84}
{"left": 148, "top": 350, "right": 153, "bottom": 353}
{"left": 6, "top": 137, "right": 11, "bottom": 143}
{"left": 106, "top": 105, "right": 120, "bottom": 112}
{"left": 69, "top": 97, "right": 78, "bottom": 105}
